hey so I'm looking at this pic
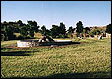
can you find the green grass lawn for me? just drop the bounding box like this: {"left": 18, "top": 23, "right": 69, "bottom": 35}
{"left": 1, "top": 38, "right": 111, "bottom": 78}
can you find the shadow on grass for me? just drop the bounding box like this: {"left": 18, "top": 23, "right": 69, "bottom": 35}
{"left": 5, "top": 71, "right": 111, "bottom": 78}
{"left": 1, "top": 42, "right": 81, "bottom": 56}
{"left": 40, "top": 42, "right": 81, "bottom": 46}
{"left": 1, "top": 48, "right": 39, "bottom": 56}
{"left": 1, "top": 51, "right": 31, "bottom": 56}
{"left": 1, "top": 47, "right": 12, "bottom": 50}
{"left": 41, "top": 71, "right": 111, "bottom": 78}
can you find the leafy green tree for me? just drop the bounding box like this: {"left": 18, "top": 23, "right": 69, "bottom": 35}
{"left": 67, "top": 26, "right": 74, "bottom": 33}
{"left": 16, "top": 20, "right": 24, "bottom": 33}
{"left": 67, "top": 26, "right": 75, "bottom": 38}
{"left": 17, "top": 20, "right": 23, "bottom": 26}
{"left": 27, "top": 21, "right": 40, "bottom": 38}
{"left": 3, "top": 26, "right": 8, "bottom": 40}
{"left": 50, "top": 23, "right": 67, "bottom": 38}
{"left": 8, "top": 21, "right": 20, "bottom": 33}
{"left": 50, "top": 25, "right": 60, "bottom": 38}
{"left": 20, "top": 24, "right": 28, "bottom": 38}
{"left": 106, "top": 24, "right": 111, "bottom": 34}
{"left": 4, "top": 25, "right": 16, "bottom": 40}
{"left": 40, "top": 25, "right": 51, "bottom": 36}
{"left": 76, "top": 21, "right": 84, "bottom": 33}
{"left": 85, "top": 27, "right": 90, "bottom": 34}
{"left": 45, "top": 29, "right": 51, "bottom": 36}
{"left": 1, "top": 22, "right": 8, "bottom": 40}
{"left": 59, "top": 22, "right": 66, "bottom": 36}
{"left": 27, "top": 21, "right": 39, "bottom": 32}
{"left": 89, "top": 29, "right": 101, "bottom": 36}
{"left": 1, "top": 21, "right": 17, "bottom": 40}
{"left": 41, "top": 25, "right": 47, "bottom": 35}
{"left": 29, "top": 30, "right": 34, "bottom": 38}
{"left": 1, "top": 20, "right": 40, "bottom": 40}
{"left": 1, "top": 24, "right": 5, "bottom": 41}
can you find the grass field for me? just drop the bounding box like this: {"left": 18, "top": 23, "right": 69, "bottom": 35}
{"left": 1, "top": 38, "right": 111, "bottom": 78}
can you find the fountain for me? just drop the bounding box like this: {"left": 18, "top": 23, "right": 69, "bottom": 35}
{"left": 17, "top": 36, "right": 72, "bottom": 47}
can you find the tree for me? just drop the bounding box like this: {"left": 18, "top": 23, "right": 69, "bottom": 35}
{"left": 3, "top": 25, "right": 8, "bottom": 40}
{"left": 76, "top": 21, "right": 84, "bottom": 37}
{"left": 67, "top": 26, "right": 75, "bottom": 38}
{"left": 27, "top": 21, "right": 39, "bottom": 32}
{"left": 89, "top": 29, "right": 101, "bottom": 36}
{"left": 45, "top": 29, "right": 51, "bottom": 36}
{"left": 59, "top": 22, "right": 66, "bottom": 36}
{"left": 8, "top": 21, "right": 20, "bottom": 33}
{"left": 16, "top": 20, "right": 24, "bottom": 33}
{"left": 20, "top": 24, "right": 28, "bottom": 38}
{"left": 29, "top": 30, "right": 34, "bottom": 38}
{"left": 1, "top": 21, "right": 17, "bottom": 40}
{"left": 76, "top": 21, "right": 84, "bottom": 33}
{"left": 41, "top": 25, "right": 47, "bottom": 35}
{"left": 17, "top": 20, "right": 23, "bottom": 26}
{"left": 27, "top": 21, "right": 40, "bottom": 38}
{"left": 50, "top": 25, "right": 60, "bottom": 38}
{"left": 1, "top": 20, "right": 40, "bottom": 40}
{"left": 1, "top": 24, "right": 5, "bottom": 41}
{"left": 85, "top": 27, "right": 90, "bottom": 34}
{"left": 4, "top": 25, "right": 16, "bottom": 40}
{"left": 50, "top": 23, "right": 67, "bottom": 38}
{"left": 106, "top": 24, "right": 111, "bottom": 34}
{"left": 67, "top": 26, "right": 74, "bottom": 33}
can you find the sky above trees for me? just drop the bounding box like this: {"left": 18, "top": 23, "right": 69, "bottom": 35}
{"left": 1, "top": 1, "right": 111, "bottom": 29}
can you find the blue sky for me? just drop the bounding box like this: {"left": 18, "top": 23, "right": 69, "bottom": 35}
{"left": 1, "top": 1, "right": 111, "bottom": 29}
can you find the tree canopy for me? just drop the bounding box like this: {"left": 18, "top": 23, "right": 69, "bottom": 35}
{"left": 1, "top": 20, "right": 110, "bottom": 41}
{"left": 106, "top": 24, "right": 111, "bottom": 34}
{"left": 67, "top": 26, "right": 75, "bottom": 33}
{"left": 50, "top": 25, "right": 60, "bottom": 38}
{"left": 76, "top": 21, "right": 84, "bottom": 33}
{"left": 41, "top": 25, "right": 47, "bottom": 35}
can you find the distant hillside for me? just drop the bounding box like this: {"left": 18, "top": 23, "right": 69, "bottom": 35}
{"left": 90, "top": 26, "right": 107, "bottom": 32}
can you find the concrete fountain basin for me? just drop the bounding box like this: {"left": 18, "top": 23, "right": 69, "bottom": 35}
{"left": 17, "top": 39, "right": 72, "bottom": 47}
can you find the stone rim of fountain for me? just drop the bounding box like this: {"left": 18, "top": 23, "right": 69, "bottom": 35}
{"left": 17, "top": 36, "right": 72, "bottom": 47}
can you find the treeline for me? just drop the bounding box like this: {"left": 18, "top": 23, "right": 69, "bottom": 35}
{"left": 1, "top": 20, "right": 111, "bottom": 41}
{"left": 1, "top": 20, "right": 39, "bottom": 41}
